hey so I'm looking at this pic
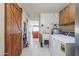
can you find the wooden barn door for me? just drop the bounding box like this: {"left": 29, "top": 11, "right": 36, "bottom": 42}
{"left": 5, "top": 3, "right": 22, "bottom": 56}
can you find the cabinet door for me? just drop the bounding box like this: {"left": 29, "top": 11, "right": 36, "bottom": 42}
{"left": 59, "top": 4, "right": 75, "bottom": 26}
{"left": 59, "top": 11, "right": 63, "bottom": 26}
{"left": 63, "top": 6, "right": 69, "bottom": 25}
{"left": 69, "top": 4, "right": 75, "bottom": 24}
{"left": 59, "top": 9, "right": 68, "bottom": 26}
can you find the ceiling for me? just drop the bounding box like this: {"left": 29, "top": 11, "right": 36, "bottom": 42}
{"left": 21, "top": 3, "right": 68, "bottom": 19}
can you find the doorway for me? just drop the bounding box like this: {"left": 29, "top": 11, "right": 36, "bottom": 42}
{"left": 32, "top": 25, "right": 39, "bottom": 42}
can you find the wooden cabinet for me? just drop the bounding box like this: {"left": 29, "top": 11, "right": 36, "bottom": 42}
{"left": 59, "top": 4, "right": 75, "bottom": 26}
{"left": 59, "top": 11, "right": 63, "bottom": 26}
{"left": 69, "top": 4, "right": 75, "bottom": 24}
{"left": 5, "top": 3, "right": 22, "bottom": 56}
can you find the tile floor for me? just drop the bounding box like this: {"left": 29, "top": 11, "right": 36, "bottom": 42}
{"left": 21, "top": 38, "right": 50, "bottom": 56}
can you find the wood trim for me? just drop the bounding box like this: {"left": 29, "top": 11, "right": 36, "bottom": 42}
{"left": 4, "top": 3, "right": 6, "bottom": 56}
{"left": 59, "top": 22, "right": 75, "bottom": 26}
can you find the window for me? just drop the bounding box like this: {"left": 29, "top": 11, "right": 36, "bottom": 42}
{"left": 33, "top": 25, "right": 39, "bottom": 32}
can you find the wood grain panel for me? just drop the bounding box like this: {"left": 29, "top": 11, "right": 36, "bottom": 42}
{"left": 59, "top": 4, "right": 75, "bottom": 26}
{"left": 5, "top": 3, "right": 22, "bottom": 56}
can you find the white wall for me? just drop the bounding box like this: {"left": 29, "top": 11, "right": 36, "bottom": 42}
{"left": 30, "top": 16, "right": 39, "bottom": 21}
{"left": 59, "top": 25, "right": 74, "bottom": 32}
{"left": 18, "top": 3, "right": 31, "bottom": 49}
{"left": 18, "top": 4, "right": 29, "bottom": 35}
{"left": 22, "top": 10, "right": 28, "bottom": 34}
{"left": 22, "top": 9, "right": 31, "bottom": 48}
{"left": 40, "top": 13, "right": 59, "bottom": 34}
{"left": 29, "top": 20, "right": 39, "bottom": 32}
{"left": 30, "top": 20, "right": 39, "bottom": 26}
{"left": 0, "top": 4, "right": 5, "bottom": 56}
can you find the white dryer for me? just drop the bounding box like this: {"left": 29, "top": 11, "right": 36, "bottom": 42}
{"left": 49, "top": 34, "right": 75, "bottom": 56}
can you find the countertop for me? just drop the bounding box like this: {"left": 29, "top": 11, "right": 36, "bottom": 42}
{"left": 51, "top": 34, "right": 75, "bottom": 43}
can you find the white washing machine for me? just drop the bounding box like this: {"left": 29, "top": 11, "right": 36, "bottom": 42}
{"left": 49, "top": 34, "right": 75, "bottom": 56}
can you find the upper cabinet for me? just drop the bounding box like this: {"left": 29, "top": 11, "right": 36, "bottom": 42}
{"left": 59, "top": 4, "right": 75, "bottom": 26}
